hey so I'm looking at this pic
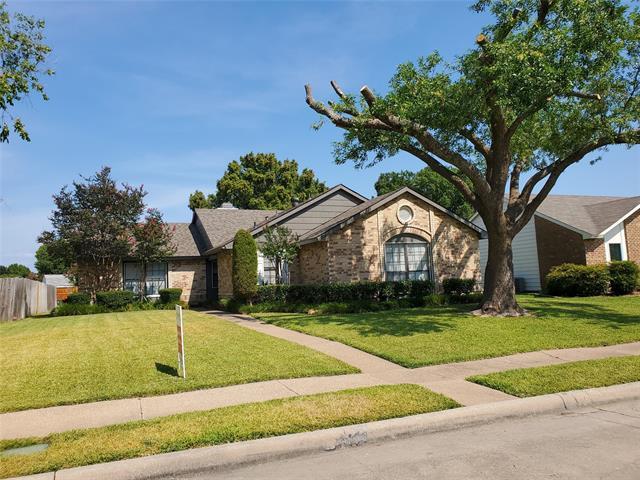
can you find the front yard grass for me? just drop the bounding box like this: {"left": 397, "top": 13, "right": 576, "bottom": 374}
{"left": 0, "top": 384, "right": 458, "bottom": 479}
{"left": 254, "top": 295, "right": 640, "bottom": 368}
{"left": 467, "top": 355, "right": 640, "bottom": 397}
{"left": 0, "top": 310, "right": 356, "bottom": 413}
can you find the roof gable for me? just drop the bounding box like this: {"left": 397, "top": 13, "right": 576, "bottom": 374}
{"left": 300, "top": 187, "right": 485, "bottom": 242}
{"left": 203, "top": 185, "right": 367, "bottom": 254}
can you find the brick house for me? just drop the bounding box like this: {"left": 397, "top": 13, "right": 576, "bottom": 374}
{"left": 79, "top": 185, "right": 484, "bottom": 304}
{"left": 471, "top": 195, "right": 640, "bottom": 291}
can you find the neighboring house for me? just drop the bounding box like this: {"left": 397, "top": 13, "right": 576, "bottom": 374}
{"left": 471, "top": 195, "right": 640, "bottom": 291}
{"left": 78, "top": 185, "right": 485, "bottom": 304}
{"left": 42, "top": 274, "right": 77, "bottom": 301}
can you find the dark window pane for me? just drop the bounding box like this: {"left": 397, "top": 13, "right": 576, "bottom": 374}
{"left": 609, "top": 243, "right": 622, "bottom": 261}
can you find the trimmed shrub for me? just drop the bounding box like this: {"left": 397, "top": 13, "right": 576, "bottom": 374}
{"left": 254, "top": 280, "right": 435, "bottom": 305}
{"left": 95, "top": 290, "right": 136, "bottom": 310}
{"left": 447, "top": 292, "right": 483, "bottom": 304}
{"left": 442, "top": 278, "right": 475, "bottom": 295}
{"left": 608, "top": 261, "right": 640, "bottom": 295}
{"left": 159, "top": 288, "right": 183, "bottom": 304}
{"left": 51, "top": 303, "right": 106, "bottom": 316}
{"left": 153, "top": 300, "right": 189, "bottom": 310}
{"left": 232, "top": 230, "right": 258, "bottom": 302}
{"left": 65, "top": 292, "right": 91, "bottom": 305}
{"left": 546, "top": 264, "right": 610, "bottom": 297}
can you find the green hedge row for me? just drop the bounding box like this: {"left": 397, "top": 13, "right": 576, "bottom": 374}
{"left": 255, "top": 280, "right": 436, "bottom": 304}
{"left": 546, "top": 261, "right": 639, "bottom": 297}
{"left": 55, "top": 288, "right": 186, "bottom": 316}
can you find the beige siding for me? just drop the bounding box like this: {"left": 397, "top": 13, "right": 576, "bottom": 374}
{"left": 217, "top": 250, "right": 233, "bottom": 298}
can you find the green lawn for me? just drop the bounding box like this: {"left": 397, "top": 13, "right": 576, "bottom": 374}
{"left": 0, "top": 384, "right": 458, "bottom": 479}
{"left": 254, "top": 295, "right": 640, "bottom": 368}
{"left": 468, "top": 355, "right": 640, "bottom": 397}
{"left": 0, "top": 310, "right": 356, "bottom": 413}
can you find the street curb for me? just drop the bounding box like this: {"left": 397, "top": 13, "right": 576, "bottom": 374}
{"left": 11, "top": 382, "right": 640, "bottom": 480}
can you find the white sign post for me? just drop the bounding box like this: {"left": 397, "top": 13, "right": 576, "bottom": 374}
{"left": 176, "top": 305, "right": 186, "bottom": 379}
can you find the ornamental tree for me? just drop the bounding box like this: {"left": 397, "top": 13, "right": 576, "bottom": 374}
{"left": 305, "top": 0, "right": 639, "bottom": 315}
{"left": 261, "top": 226, "right": 299, "bottom": 284}
{"left": 232, "top": 229, "right": 258, "bottom": 303}
{"left": 130, "top": 209, "right": 176, "bottom": 300}
{"left": 40, "top": 167, "right": 146, "bottom": 297}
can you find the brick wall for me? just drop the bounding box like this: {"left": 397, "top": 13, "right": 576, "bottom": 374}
{"left": 584, "top": 238, "right": 606, "bottom": 265}
{"left": 624, "top": 209, "right": 640, "bottom": 264}
{"left": 535, "top": 216, "right": 586, "bottom": 283}
{"left": 324, "top": 193, "right": 480, "bottom": 287}
{"left": 292, "top": 241, "right": 329, "bottom": 284}
{"left": 168, "top": 259, "right": 206, "bottom": 305}
{"left": 217, "top": 250, "right": 233, "bottom": 298}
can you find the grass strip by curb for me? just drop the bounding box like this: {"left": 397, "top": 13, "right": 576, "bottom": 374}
{"left": 467, "top": 355, "right": 640, "bottom": 397}
{"left": 0, "top": 384, "right": 459, "bottom": 479}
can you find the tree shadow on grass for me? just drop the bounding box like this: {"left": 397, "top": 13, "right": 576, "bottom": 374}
{"left": 521, "top": 296, "right": 640, "bottom": 329}
{"left": 155, "top": 362, "right": 179, "bottom": 377}
{"left": 267, "top": 305, "right": 476, "bottom": 338}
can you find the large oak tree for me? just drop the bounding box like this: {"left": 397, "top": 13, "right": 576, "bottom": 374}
{"left": 305, "top": 0, "right": 639, "bottom": 315}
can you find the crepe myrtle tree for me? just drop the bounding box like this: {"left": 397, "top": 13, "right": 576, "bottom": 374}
{"left": 130, "top": 208, "right": 176, "bottom": 301}
{"left": 305, "top": 0, "right": 639, "bottom": 316}
{"left": 261, "top": 226, "right": 300, "bottom": 284}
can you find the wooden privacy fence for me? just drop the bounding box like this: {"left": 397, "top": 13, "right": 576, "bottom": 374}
{"left": 0, "top": 278, "right": 57, "bottom": 321}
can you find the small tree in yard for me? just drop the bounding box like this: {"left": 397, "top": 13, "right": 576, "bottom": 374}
{"left": 305, "top": 0, "right": 639, "bottom": 315}
{"left": 40, "top": 167, "right": 146, "bottom": 298}
{"left": 232, "top": 230, "right": 258, "bottom": 303}
{"left": 130, "top": 209, "right": 176, "bottom": 300}
{"left": 261, "top": 226, "right": 299, "bottom": 284}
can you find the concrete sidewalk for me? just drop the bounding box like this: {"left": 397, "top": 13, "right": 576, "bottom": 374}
{"left": 1, "top": 309, "right": 639, "bottom": 439}
{"left": 14, "top": 383, "right": 640, "bottom": 480}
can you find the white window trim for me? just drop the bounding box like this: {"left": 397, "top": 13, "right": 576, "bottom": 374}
{"left": 603, "top": 222, "right": 628, "bottom": 262}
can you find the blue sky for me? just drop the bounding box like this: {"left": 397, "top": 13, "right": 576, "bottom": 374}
{"left": 1, "top": 1, "right": 638, "bottom": 269}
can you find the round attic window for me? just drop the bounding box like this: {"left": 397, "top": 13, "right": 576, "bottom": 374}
{"left": 397, "top": 205, "right": 414, "bottom": 224}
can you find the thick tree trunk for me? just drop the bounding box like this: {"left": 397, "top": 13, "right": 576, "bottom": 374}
{"left": 479, "top": 223, "right": 525, "bottom": 316}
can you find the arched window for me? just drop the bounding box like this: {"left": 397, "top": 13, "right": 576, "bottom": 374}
{"left": 384, "top": 234, "right": 433, "bottom": 281}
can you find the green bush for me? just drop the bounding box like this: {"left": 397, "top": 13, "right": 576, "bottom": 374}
{"left": 546, "top": 264, "right": 610, "bottom": 297}
{"left": 65, "top": 292, "right": 91, "bottom": 305}
{"left": 95, "top": 290, "right": 136, "bottom": 310}
{"left": 447, "top": 292, "right": 483, "bottom": 304}
{"left": 442, "top": 278, "right": 476, "bottom": 295}
{"left": 232, "top": 230, "right": 258, "bottom": 303}
{"left": 159, "top": 288, "right": 183, "bottom": 304}
{"left": 608, "top": 261, "right": 640, "bottom": 295}
{"left": 254, "top": 280, "right": 435, "bottom": 305}
{"left": 51, "top": 303, "right": 106, "bottom": 316}
{"left": 152, "top": 300, "right": 189, "bottom": 310}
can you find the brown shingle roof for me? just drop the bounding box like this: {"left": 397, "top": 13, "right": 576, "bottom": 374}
{"left": 536, "top": 195, "right": 640, "bottom": 236}
{"left": 168, "top": 223, "right": 203, "bottom": 257}
{"left": 194, "top": 208, "right": 278, "bottom": 251}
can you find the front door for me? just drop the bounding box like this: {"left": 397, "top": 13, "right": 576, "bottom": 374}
{"left": 206, "top": 259, "right": 219, "bottom": 303}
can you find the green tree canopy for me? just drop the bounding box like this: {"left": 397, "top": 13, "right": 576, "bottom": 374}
{"left": 232, "top": 229, "right": 258, "bottom": 302}
{"left": 0, "top": 263, "right": 31, "bottom": 278}
{"left": 305, "top": 0, "right": 639, "bottom": 315}
{"left": 375, "top": 168, "right": 474, "bottom": 219}
{"left": 0, "top": 2, "right": 53, "bottom": 142}
{"left": 39, "top": 167, "right": 147, "bottom": 296}
{"left": 189, "top": 153, "right": 327, "bottom": 210}
{"left": 34, "top": 243, "right": 70, "bottom": 275}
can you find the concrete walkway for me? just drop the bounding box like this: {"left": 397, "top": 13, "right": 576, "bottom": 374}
{"left": 2, "top": 309, "right": 639, "bottom": 439}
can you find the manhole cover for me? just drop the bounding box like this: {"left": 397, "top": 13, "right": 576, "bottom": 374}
{"left": 0, "top": 443, "right": 49, "bottom": 457}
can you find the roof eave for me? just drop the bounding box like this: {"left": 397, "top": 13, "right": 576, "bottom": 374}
{"left": 596, "top": 203, "right": 640, "bottom": 237}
